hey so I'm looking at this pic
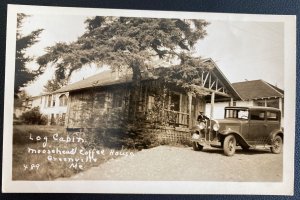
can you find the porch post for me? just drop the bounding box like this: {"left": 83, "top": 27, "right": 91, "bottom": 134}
{"left": 210, "top": 92, "right": 215, "bottom": 119}
{"left": 230, "top": 98, "right": 233, "bottom": 106}
{"left": 188, "top": 93, "right": 192, "bottom": 128}
{"left": 264, "top": 99, "right": 267, "bottom": 107}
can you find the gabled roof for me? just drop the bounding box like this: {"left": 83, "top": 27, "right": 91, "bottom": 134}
{"left": 54, "top": 58, "right": 241, "bottom": 100}
{"left": 204, "top": 58, "right": 241, "bottom": 100}
{"left": 232, "top": 79, "right": 284, "bottom": 100}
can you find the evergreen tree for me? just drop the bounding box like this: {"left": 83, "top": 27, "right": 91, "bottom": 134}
{"left": 37, "top": 17, "right": 209, "bottom": 121}
{"left": 43, "top": 79, "right": 67, "bottom": 93}
{"left": 15, "top": 13, "right": 43, "bottom": 94}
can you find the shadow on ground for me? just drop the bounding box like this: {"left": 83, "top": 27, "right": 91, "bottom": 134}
{"left": 200, "top": 147, "right": 273, "bottom": 156}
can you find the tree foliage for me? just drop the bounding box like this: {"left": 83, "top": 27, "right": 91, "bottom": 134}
{"left": 37, "top": 16, "right": 210, "bottom": 120}
{"left": 155, "top": 55, "right": 214, "bottom": 96}
{"left": 43, "top": 78, "right": 67, "bottom": 92}
{"left": 14, "top": 90, "right": 30, "bottom": 107}
{"left": 15, "top": 13, "right": 43, "bottom": 94}
{"left": 37, "top": 17, "right": 209, "bottom": 79}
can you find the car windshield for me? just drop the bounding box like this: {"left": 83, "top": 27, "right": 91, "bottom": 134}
{"left": 225, "top": 109, "right": 249, "bottom": 120}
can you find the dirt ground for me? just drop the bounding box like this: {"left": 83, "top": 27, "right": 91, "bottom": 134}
{"left": 64, "top": 145, "right": 282, "bottom": 182}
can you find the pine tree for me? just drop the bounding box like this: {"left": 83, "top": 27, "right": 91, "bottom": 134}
{"left": 15, "top": 13, "right": 43, "bottom": 94}
{"left": 37, "top": 17, "right": 209, "bottom": 121}
{"left": 43, "top": 79, "right": 67, "bottom": 93}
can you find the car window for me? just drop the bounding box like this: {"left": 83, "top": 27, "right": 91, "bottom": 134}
{"left": 250, "top": 110, "right": 265, "bottom": 120}
{"left": 238, "top": 110, "right": 249, "bottom": 119}
{"left": 267, "top": 111, "right": 279, "bottom": 121}
{"left": 225, "top": 109, "right": 248, "bottom": 119}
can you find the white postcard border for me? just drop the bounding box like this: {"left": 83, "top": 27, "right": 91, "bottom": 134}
{"left": 2, "top": 4, "right": 296, "bottom": 195}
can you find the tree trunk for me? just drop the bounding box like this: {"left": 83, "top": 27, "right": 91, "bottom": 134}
{"left": 128, "top": 63, "right": 142, "bottom": 123}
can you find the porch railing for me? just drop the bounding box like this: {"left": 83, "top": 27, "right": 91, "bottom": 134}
{"left": 164, "top": 109, "right": 189, "bottom": 127}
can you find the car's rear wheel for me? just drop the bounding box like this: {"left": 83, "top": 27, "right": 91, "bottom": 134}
{"left": 192, "top": 142, "right": 203, "bottom": 151}
{"left": 223, "top": 135, "right": 236, "bottom": 156}
{"left": 271, "top": 135, "right": 283, "bottom": 154}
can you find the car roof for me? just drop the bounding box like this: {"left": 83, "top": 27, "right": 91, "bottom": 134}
{"left": 225, "top": 106, "right": 281, "bottom": 112}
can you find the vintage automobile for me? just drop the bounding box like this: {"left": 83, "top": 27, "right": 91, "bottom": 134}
{"left": 191, "top": 106, "right": 283, "bottom": 156}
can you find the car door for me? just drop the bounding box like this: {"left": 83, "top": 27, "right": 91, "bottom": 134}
{"left": 248, "top": 110, "right": 267, "bottom": 145}
{"left": 266, "top": 111, "right": 281, "bottom": 136}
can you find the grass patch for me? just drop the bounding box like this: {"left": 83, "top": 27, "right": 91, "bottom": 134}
{"left": 13, "top": 125, "right": 65, "bottom": 145}
{"left": 12, "top": 125, "right": 135, "bottom": 180}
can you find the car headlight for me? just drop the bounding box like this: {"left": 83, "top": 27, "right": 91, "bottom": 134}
{"left": 199, "top": 122, "right": 206, "bottom": 130}
{"left": 213, "top": 123, "right": 220, "bottom": 131}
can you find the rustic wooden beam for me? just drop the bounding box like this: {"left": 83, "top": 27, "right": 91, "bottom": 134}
{"left": 203, "top": 72, "right": 209, "bottom": 87}
{"left": 188, "top": 93, "right": 192, "bottom": 128}
{"left": 264, "top": 99, "right": 267, "bottom": 107}
{"left": 209, "top": 73, "right": 211, "bottom": 88}
{"left": 217, "top": 87, "right": 223, "bottom": 92}
{"left": 210, "top": 92, "right": 215, "bottom": 119}
{"left": 210, "top": 81, "right": 216, "bottom": 89}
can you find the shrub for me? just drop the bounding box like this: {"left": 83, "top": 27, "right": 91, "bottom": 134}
{"left": 20, "top": 107, "right": 48, "bottom": 125}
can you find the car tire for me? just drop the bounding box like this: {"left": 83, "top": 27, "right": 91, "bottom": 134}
{"left": 223, "top": 135, "right": 236, "bottom": 156}
{"left": 271, "top": 135, "right": 283, "bottom": 154}
{"left": 192, "top": 142, "right": 203, "bottom": 151}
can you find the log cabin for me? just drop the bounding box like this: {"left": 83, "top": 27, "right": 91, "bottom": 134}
{"left": 55, "top": 58, "right": 241, "bottom": 142}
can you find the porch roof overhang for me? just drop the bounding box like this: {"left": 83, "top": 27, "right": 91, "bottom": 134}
{"left": 184, "top": 58, "right": 242, "bottom": 102}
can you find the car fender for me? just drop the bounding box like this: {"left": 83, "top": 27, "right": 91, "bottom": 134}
{"left": 219, "top": 130, "right": 250, "bottom": 148}
{"left": 268, "top": 129, "right": 284, "bottom": 144}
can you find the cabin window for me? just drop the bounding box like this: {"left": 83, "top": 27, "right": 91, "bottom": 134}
{"left": 52, "top": 97, "right": 56, "bottom": 107}
{"left": 254, "top": 99, "right": 279, "bottom": 108}
{"left": 266, "top": 99, "right": 279, "bottom": 108}
{"left": 113, "top": 93, "right": 123, "bottom": 108}
{"left": 59, "top": 94, "right": 68, "bottom": 106}
{"left": 95, "top": 93, "right": 105, "bottom": 108}
{"left": 254, "top": 100, "right": 265, "bottom": 107}
{"left": 148, "top": 95, "right": 155, "bottom": 110}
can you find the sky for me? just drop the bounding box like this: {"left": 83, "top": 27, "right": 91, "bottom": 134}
{"left": 20, "top": 14, "right": 284, "bottom": 96}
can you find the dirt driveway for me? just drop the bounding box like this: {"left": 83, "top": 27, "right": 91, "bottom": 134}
{"left": 66, "top": 145, "right": 282, "bottom": 182}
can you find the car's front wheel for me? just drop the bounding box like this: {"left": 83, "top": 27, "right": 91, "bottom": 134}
{"left": 223, "top": 135, "right": 236, "bottom": 156}
{"left": 192, "top": 142, "right": 203, "bottom": 151}
{"left": 271, "top": 135, "right": 283, "bottom": 154}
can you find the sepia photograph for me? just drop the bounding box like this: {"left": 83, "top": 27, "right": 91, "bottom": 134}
{"left": 2, "top": 4, "right": 296, "bottom": 194}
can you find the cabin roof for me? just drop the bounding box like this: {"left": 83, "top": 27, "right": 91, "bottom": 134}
{"left": 204, "top": 59, "right": 241, "bottom": 100}
{"left": 54, "top": 58, "right": 241, "bottom": 100}
{"left": 54, "top": 70, "right": 134, "bottom": 93}
{"left": 232, "top": 80, "right": 284, "bottom": 100}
